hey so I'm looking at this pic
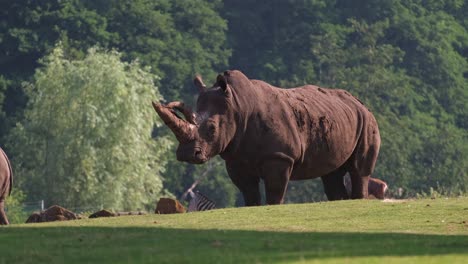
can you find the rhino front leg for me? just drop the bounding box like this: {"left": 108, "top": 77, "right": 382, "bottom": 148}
{"left": 262, "top": 159, "right": 293, "bottom": 205}
{"left": 234, "top": 177, "right": 261, "bottom": 206}
{"left": 321, "top": 166, "right": 349, "bottom": 201}
{"left": 226, "top": 162, "right": 261, "bottom": 206}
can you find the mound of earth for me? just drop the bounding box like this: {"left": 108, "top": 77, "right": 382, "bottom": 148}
{"left": 89, "top": 209, "right": 116, "bottom": 218}
{"left": 25, "top": 205, "right": 78, "bottom": 223}
{"left": 116, "top": 211, "right": 147, "bottom": 216}
{"left": 155, "top": 198, "right": 186, "bottom": 214}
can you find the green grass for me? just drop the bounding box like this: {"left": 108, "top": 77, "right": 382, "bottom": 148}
{"left": 1, "top": 197, "right": 468, "bottom": 263}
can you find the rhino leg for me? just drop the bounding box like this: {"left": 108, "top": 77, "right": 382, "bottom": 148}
{"left": 262, "top": 159, "right": 292, "bottom": 205}
{"left": 348, "top": 169, "right": 369, "bottom": 199}
{"left": 241, "top": 185, "right": 261, "bottom": 206}
{"left": 226, "top": 162, "right": 261, "bottom": 206}
{"left": 321, "top": 166, "right": 349, "bottom": 201}
{"left": 0, "top": 200, "right": 9, "bottom": 225}
{"left": 235, "top": 178, "right": 261, "bottom": 206}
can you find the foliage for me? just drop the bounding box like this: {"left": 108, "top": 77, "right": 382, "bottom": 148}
{"left": 1, "top": 198, "right": 468, "bottom": 263}
{"left": 6, "top": 45, "right": 172, "bottom": 210}
{"left": 4, "top": 188, "right": 28, "bottom": 224}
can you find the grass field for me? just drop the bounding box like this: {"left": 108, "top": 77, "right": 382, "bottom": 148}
{"left": 1, "top": 197, "right": 467, "bottom": 263}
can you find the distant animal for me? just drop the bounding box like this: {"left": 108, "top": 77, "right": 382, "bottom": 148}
{"left": 187, "top": 190, "right": 216, "bottom": 212}
{"left": 0, "top": 147, "right": 13, "bottom": 225}
{"left": 344, "top": 174, "right": 387, "bottom": 199}
{"left": 153, "top": 70, "right": 380, "bottom": 205}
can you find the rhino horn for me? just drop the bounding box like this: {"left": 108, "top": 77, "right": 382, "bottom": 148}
{"left": 152, "top": 101, "right": 196, "bottom": 143}
{"left": 165, "top": 101, "right": 197, "bottom": 125}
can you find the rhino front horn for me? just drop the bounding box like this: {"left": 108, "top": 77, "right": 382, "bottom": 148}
{"left": 152, "top": 101, "right": 195, "bottom": 143}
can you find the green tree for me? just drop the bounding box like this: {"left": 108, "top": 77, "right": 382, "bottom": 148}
{"left": 0, "top": 1, "right": 231, "bottom": 206}
{"left": 7, "top": 45, "right": 173, "bottom": 211}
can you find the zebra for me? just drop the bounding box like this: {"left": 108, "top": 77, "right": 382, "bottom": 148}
{"left": 187, "top": 190, "right": 216, "bottom": 212}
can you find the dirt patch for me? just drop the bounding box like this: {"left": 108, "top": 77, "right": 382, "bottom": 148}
{"left": 155, "top": 198, "right": 186, "bottom": 214}
{"left": 382, "top": 199, "right": 410, "bottom": 203}
{"left": 26, "top": 205, "right": 78, "bottom": 223}
{"left": 89, "top": 209, "right": 116, "bottom": 218}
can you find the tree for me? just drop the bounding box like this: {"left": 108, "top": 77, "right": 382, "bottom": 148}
{"left": 7, "top": 45, "right": 173, "bottom": 211}
{"left": 0, "top": 0, "right": 230, "bottom": 139}
{"left": 0, "top": 1, "right": 231, "bottom": 206}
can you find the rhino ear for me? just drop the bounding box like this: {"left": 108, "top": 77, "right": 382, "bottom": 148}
{"left": 216, "top": 74, "right": 229, "bottom": 95}
{"left": 193, "top": 75, "right": 206, "bottom": 93}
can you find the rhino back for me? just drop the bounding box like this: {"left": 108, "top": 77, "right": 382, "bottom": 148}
{"left": 231, "top": 80, "right": 378, "bottom": 179}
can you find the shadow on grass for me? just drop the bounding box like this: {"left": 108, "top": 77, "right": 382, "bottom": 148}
{"left": 1, "top": 226, "right": 467, "bottom": 263}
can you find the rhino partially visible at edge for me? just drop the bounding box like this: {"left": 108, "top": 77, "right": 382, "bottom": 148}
{"left": 0, "top": 147, "right": 13, "bottom": 225}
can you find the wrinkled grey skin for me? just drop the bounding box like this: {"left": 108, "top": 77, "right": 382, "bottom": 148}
{"left": 153, "top": 70, "right": 380, "bottom": 205}
{"left": 0, "top": 147, "right": 12, "bottom": 225}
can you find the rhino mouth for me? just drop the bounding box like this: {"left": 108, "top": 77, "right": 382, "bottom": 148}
{"left": 191, "top": 147, "right": 209, "bottom": 164}
{"left": 176, "top": 146, "right": 208, "bottom": 164}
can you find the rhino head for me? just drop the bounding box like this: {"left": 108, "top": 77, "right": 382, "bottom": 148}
{"left": 153, "top": 73, "right": 236, "bottom": 164}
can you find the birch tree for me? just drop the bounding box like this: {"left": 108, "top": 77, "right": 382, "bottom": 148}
{"left": 9, "top": 46, "right": 172, "bottom": 210}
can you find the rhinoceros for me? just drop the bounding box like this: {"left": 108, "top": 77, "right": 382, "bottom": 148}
{"left": 0, "top": 147, "right": 13, "bottom": 224}
{"left": 153, "top": 70, "right": 380, "bottom": 205}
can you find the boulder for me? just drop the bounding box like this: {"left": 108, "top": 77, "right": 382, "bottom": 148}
{"left": 25, "top": 213, "right": 42, "bottom": 223}
{"left": 25, "top": 205, "right": 77, "bottom": 223}
{"left": 155, "top": 198, "right": 186, "bottom": 214}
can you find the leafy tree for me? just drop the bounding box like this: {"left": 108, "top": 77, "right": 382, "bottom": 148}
{"left": 0, "top": 0, "right": 230, "bottom": 138}
{"left": 7, "top": 45, "right": 172, "bottom": 211}
{"left": 0, "top": 0, "right": 231, "bottom": 207}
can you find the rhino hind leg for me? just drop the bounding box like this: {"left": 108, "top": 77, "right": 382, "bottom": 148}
{"left": 0, "top": 200, "right": 9, "bottom": 225}
{"left": 346, "top": 126, "right": 380, "bottom": 199}
{"left": 347, "top": 167, "right": 370, "bottom": 199}
{"left": 321, "top": 166, "right": 349, "bottom": 201}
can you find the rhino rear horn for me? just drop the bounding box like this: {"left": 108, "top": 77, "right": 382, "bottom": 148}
{"left": 152, "top": 101, "right": 196, "bottom": 143}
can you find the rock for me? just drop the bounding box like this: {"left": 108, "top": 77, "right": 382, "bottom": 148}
{"left": 25, "top": 213, "right": 42, "bottom": 223}
{"left": 155, "top": 198, "right": 186, "bottom": 214}
{"left": 25, "top": 205, "right": 77, "bottom": 223}
{"left": 89, "top": 209, "right": 115, "bottom": 218}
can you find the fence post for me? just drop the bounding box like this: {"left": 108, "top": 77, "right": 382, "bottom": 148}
{"left": 40, "top": 200, "right": 44, "bottom": 211}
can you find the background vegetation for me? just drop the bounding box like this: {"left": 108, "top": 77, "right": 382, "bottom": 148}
{"left": 0, "top": 0, "right": 467, "bottom": 215}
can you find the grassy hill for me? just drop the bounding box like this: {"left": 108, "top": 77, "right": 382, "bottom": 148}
{"left": 1, "top": 197, "right": 467, "bottom": 263}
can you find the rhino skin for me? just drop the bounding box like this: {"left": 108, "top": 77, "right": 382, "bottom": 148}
{"left": 153, "top": 70, "right": 380, "bottom": 205}
{"left": 0, "top": 147, "right": 13, "bottom": 225}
